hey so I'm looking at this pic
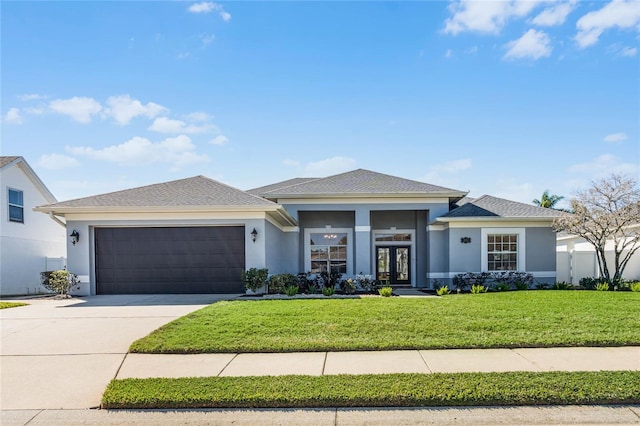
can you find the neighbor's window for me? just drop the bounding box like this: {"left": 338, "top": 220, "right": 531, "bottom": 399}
{"left": 8, "top": 189, "right": 24, "bottom": 223}
{"left": 487, "top": 234, "right": 517, "bottom": 271}
{"left": 310, "top": 233, "right": 347, "bottom": 275}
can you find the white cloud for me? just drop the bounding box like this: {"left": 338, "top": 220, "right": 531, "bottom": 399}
{"left": 103, "top": 95, "right": 167, "bottom": 125}
{"left": 568, "top": 154, "right": 638, "bottom": 176}
{"left": 423, "top": 158, "right": 472, "bottom": 182}
{"left": 619, "top": 46, "right": 638, "bottom": 56}
{"left": 302, "top": 156, "right": 356, "bottom": 177}
{"left": 283, "top": 159, "right": 300, "bottom": 167}
{"left": 67, "top": 135, "right": 209, "bottom": 169}
{"left": 177, "top": 52, "right": 191, "bottom": 60}
{"left": 187, "top": 2, "right": 231, "bottom": 21}
{"left": 531, "top": 1, "right": 577, "bottom": 26}
{"left": 503, "top": 29, "right": 552, "bottom": 60}
{"left": 210, "top": 135, "right": 228, "bottom": 145}
{"left": 445, "top": 49, "right": 453, "bottom": 58}
{"left": 37, "top": 154, "right": 80, "bottom": 170}
{"left": 575, "top": 0, "right": 640, "bottom": 48}
{"left": 603, "top": 132, "right": 628, "bottom": 142}
{"left": 3, "top": 107, "right": 23, "bottom": 124}
{"left": 465, "top": 46, "right": 479, "bottom": 54}
{"left": 443, "top": 0, "right": 545, "bottom": 35}
{"left": 200, "top": 33, "right": 216, "bottom": 47}
{"left": 49, "top": 96, "right": 102, "bottom": 123}
{"left": 148, "top": 117, "right": 217, "bottom": 134}
{"left": 185, "top": 112, "right": 211, "bottom": 122}
{"left": 17, "top": 93, "right": 47, "bottom": 101}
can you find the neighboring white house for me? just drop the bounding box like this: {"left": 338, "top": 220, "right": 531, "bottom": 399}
{"left": 0, "top": 156, "right": 67, "bottom": 296}
{"left": 556, "top": 226, "right": 640, "bottom": 284}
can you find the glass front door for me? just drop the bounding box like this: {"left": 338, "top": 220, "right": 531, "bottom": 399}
{"left": 376, "top": 246, "right": 411, "bottom": 285}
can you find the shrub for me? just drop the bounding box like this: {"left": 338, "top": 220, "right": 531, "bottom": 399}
{"left": 471, "top": 284, "right": 487, "bottom": 294}
{"left": 40, "top": 270, "right": 78, "bottom": 296}
{"left": 515, "top": 281, "right": 530, "bottom": 291}
{"left": 579, "top": 277, "right": 609, "bottom": 290}
{"left": 595, "top": 282, "right": 610, "bottom": 292}
{"left": 284, "top": 285, "right": 299, "bottom": 297}
{"left": 340, "top": 278, "right": 357, "bottom": 295}
{"left": 493, "top": 282, "right": 511, "bottom": 292}
{"left": 268, "top": 274, "right": 298, "bottom": 294}
{"left": 630, "top": 282, "right": 640, "bottom": 292}
{"left": 436, "top": 286, "right": 451, "bottom": 296}
{"left": 241, "top": 268, "right": 269, "bottom": 293}
{"left": 535, "top": 282, "right": 549, "bottom": 290}
{"left": 322, "top": 286, "right": 335, "bottom": 297}
{"left": 552, "top": 281, "right": 572, "bottom": 290}
{"left": 378, "top": 286, "right": 393, "bottom": 297}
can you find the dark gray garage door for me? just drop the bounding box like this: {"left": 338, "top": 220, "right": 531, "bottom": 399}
{"left": 95, "top": 227, "right": 245, "bottom": 294}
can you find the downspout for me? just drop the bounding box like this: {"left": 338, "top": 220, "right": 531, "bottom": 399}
{"left": 49, "top": 212, "right": 66, "bottom": 228}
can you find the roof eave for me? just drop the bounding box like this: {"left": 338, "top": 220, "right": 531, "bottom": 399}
{"left": 271, "top": 191, "right": 468, "bottom": 199}
{"left": 33, "top": 204, "right": 283, "bottom": 215}
{"left": 435, "top": 216, "right": 559, "bottom": 223}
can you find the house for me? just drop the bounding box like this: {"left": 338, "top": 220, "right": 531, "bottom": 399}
{"left": 556, "top": 225, "right": 640, "bottom": 284}
{"left": 34, "top": 169, "right": 563, "bottom": 295}
{"left": 1, "top": 156, "right": 67, "bottom": 296}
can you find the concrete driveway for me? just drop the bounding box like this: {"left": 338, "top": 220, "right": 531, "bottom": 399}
{"left": 0, "top": 294, "right": 238, "bottom": 410}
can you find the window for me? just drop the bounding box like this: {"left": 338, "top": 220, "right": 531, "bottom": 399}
{"left": 374, "top": 233, "right": 411, "bottom": 242}
{"left": 8, "top": 189, "right": 24, "bottom": 223}
{"left": 309, "top": 232, "right": 347, "bottom": 275}
{"left": 487, "top": 234, "right": 518, "bottom": 271}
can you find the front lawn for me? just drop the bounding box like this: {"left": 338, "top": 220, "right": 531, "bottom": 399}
{"left": 130, "top": 291, "right": 640, "bottom": 353}
{"left": 0, "top": 302, "right": 27, "bottom": 309}
{"left": 102, "top": 371, "right": 640, "bottom": 409}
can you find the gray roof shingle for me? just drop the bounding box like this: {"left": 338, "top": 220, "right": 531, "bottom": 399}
{"left": 440, "top": 195, "right": 565, "bottom": 219}
{"left": 40, "top": 176, "right": 276, "bottom": 209}
{"left": 262, "top": 169, "right": 465, "bottom": 197}
{"left": 0, "top": 156, "right": 20, "bottom": 168}
{"left": 247, "top": 177, "right": 320, "bottom": 196}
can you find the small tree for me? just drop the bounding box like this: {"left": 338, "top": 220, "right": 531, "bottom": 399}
{"left": 553, "top": 174, "right": 640, "bottom": 286}
{"left": 40, "top": 270, "right": 79, "bottom": 297}
{"left": 533, "top": 190, "right": 564, "bottom": 209}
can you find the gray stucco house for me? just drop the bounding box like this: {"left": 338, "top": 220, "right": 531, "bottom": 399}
{"left": 35, "top": 169, "right": 562, "bottom": 295}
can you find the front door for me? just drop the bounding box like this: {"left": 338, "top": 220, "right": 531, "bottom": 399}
{"left": 376, "top": 246, "right": 411, "bottom": 285}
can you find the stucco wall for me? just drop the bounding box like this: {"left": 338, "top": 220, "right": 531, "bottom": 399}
{"left": 448, "top": 228, "right": 482, "bottom": 273}
{"left": 265, "top": 220, "right": 298, "bottom": 274}
{"left": 0, "top": 163, "right": 66, "bottom": 295}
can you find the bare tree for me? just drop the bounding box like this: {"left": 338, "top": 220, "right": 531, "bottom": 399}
{"left": 553, "top": 174, "right": 640, "bottom": 286}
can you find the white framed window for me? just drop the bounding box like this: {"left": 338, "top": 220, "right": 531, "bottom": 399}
{"left": 481, "top": 228, "right": 525, "bottom": 272}
{"left": 304, "top": 228, "right": 353, "bottom": 275}
{"left": 8, "top": 188, "right": 24, "bottom": 223}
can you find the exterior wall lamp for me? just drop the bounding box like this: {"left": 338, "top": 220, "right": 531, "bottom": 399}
{"left": 70, "top": 230, "right": 80, "bottom": 245}
{"left": 251, "top": 228, "right": 258, "bottom": 243}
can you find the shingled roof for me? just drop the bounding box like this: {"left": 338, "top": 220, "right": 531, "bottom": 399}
{"left": 247, "top": 177, "right": 319, "bottom": 196}
{"left": 439, "top": 195, "right": 565, "bottom": 219}
{"left": 36, "top": 175, "right": 277, "bottom": 211}
{"left": 259, "top": 169, "right": 466, "bottom": 198}
{"left": 0, "top": 156, "right": 20, "bottom": 168}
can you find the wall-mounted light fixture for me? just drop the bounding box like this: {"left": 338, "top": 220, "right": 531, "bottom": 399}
{"left": 251, "top": 228, "right": 258, "bottom": 243}
{"left": 70, "top": 230, "right": 80, "bottom": 245}
{"left": 460, "top": 237, "right": 472, "bottom": 244}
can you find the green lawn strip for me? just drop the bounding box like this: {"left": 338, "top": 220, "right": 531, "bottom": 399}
{"left": 130, "top": 291, "right": 640, "bottom": 353}
{"left": 102, "top": 371, "right": 640, "bottom": 409}
{"left": 0, "top": 302, "right": 27, "bottom": 309}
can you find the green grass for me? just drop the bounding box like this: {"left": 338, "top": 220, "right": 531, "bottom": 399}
{"left": 130, "top": 291, "right": 640, "bottom": 353}
{"left": 0, "top": 302, "right": 27, "bottom": 309}
{"left": 102, "top": 371, "right": 640, "bottom": 409}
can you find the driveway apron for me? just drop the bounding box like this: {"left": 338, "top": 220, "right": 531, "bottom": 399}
{"left": 0, "top": 294, "right": 236, "bottom": 410}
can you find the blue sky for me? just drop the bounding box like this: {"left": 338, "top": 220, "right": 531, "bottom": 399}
{"left": 2, "top": 1, "right": 638, "bottom": 206}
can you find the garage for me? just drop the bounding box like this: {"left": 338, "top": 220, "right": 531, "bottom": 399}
{"left": 95, "top": 226, "right": 245, "bottom": 294}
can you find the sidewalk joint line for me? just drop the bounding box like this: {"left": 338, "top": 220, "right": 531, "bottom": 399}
{"left": 321, "top": 352, "right": 328, "bottom": 376}
{"left": 22, "top": 409, "right": 43, "bottom": 425}
{"left": 629, "top": 406, "right": 640, "bottom": 420}
{"left": 113, "top": 352, "right": 129, "bottom": 381}
{"left": 333, "top": 407, "right": 338, "bottom": 426}
{"left": 510, "top": 348, "right": 543, "bottom": 371}
{"left": 418, "top": 350, "right": 432, "bottom": 373}
{"left": 218, "top": 353, "right": 239, "bottom": 377}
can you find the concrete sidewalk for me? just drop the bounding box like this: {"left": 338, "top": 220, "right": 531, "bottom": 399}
{"left": 3, "top": 405, "right": 640, "bottom": 425}
{"left": 116, "top": 346, "right": 640, "bottom": 379}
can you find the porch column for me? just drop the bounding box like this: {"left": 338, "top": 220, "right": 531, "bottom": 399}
{"left": 354, "top": 208, "right": 371, "bottom": 275}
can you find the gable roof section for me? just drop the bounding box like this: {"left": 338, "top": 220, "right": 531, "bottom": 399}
{"left": 247, "top": 177, "right": 320, "bottom": 196}
{"left": 261, "top": 169, "right": 467, "bottom": 198}
{"left": 36, "top": 175, "right": 278, "bottom": 212}
{"left": 438, "top": 195, "right": 565, "bottom": 221}
{"left": 1, "top": 156, "right": 58, "bottom": 203}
